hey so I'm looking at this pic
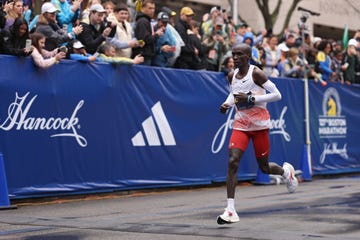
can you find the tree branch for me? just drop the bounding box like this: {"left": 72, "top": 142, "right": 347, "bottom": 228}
{"left": 279, "top": 0, "right": 302, "bottom": 36}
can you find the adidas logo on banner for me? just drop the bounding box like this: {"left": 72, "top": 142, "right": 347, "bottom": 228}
{"left": 131, "top": 102, "right": 176, "bottom": 146}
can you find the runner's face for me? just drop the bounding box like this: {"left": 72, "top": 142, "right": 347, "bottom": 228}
{"left": 232, "top": 48, "right": 249, "bottom": 67}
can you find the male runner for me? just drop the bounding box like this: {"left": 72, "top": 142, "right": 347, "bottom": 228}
{"left": 217, "top": 43, "right": 298, "bottom": 225}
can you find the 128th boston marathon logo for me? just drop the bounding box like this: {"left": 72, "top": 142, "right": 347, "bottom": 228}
{"left": 0, "top": 92, "right": 87, "bottom": 147}
{"left": 211, "top": 106, "right": 290, "bottom": 153}
{"left": 318, "top": 87, "right": 348, "bottom": 163}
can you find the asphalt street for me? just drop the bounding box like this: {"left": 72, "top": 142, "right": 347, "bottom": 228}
{"left": 0, "top": 175, "right": 360, "bottom": 240}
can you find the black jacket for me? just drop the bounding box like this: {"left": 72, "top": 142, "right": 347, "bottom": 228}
{"left": 77, "top": 22, "right": 116, "bottom": 54}
{"left": 0, "top": 18, "right": 30, "bottom": 56}
{"left": 174, "top": 19, "right": 195, "bottom": 66}
{"left": 132, "top": 13, "right": 158, "bottom": 59}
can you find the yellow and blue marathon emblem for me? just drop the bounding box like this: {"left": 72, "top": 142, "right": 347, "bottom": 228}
{"left": 318, "top": 87, "right": 347, "bottom": 139}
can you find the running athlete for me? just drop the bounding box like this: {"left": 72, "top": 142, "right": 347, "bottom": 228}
{"left": 217, "top": 43, "right": 298, "bottom": 225}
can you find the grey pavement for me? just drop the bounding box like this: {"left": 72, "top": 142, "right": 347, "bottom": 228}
{"left": 0, "top": 175, "right": 360, "bottom": 240}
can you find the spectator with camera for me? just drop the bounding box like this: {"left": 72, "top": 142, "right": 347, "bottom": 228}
{"left": 30, "top": 32, "right": 66, "bottom": 68}
{"left": 132, "top": 0, "right": 162, "bottom": 66}
{"left": 35, "top": 2, "right": 83, "bottom": 51}
{"left": 201, "top": 6, "right": 220, "bottom": 37}
{"left": 282, "top": 47, "right": 306, "bottom": 78}
{"left": 202, "top": 16, "right": 230, "bottom": 71}
{"left": 4, "top": 0, "right": 23, "bottom": 29}
{"left": 112, "top": 4, "right": 138, "bottom": 58}
{"left": 51, "top": 0, "right": 82, "bottom": 33}
{"left": 233, "top": 22, "right": 248, "bottom": 47}
{"left": 0, "top": 17, "right": 32, "bottom": 56}
{"left": 77, "top": 3, "right": 115, "bottom": 54}
{"left": 152, "top": 12, "right": 176, "bottom": 67}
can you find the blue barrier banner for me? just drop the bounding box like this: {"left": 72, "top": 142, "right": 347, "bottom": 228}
{"left": 309, "top": 83, "right": 360, "bottom": 174}
{"left": 0, "top": 55, "right": 358, "bottom": 198}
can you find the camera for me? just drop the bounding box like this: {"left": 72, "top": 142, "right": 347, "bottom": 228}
{"left": 106, "top": 21, "right": 112, "bottom": 28}
{"left": 58, "top": 46, "right": 68, "bottom": 53}
{"left": 300, "top": 12, "right": 309, "bottom": 23}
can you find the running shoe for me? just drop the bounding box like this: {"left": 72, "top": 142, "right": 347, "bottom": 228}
{"left": 283, "top": 162, "right": 298, "bottom": 193}
{"left": 217, "top": 208, "right": 240, "bottom": 224}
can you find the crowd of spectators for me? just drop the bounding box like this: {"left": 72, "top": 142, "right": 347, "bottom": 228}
{"left": 0, "top": 0, "right": 359, "bottom": 85}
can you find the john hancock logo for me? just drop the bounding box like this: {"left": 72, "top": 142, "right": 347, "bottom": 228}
{"left": 318, "top": 87, "right": 348, "bottom": 163}
{"left": 0, "top": 92, "right": 87, "bottom": 147}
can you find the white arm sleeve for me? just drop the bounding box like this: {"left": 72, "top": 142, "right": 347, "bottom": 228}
{"left": 223, "top": 92, "right": 235, "bottom": 106}
{"left": 254, "top": 80, "right": 282, "bottom": 103}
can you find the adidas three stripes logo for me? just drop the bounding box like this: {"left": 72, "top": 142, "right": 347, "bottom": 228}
{"left": 131, "top": 102, "right": 176, "bottom": 146}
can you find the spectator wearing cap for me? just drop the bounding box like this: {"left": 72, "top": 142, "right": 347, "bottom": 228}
{"left": 174, "top": 6, "right": 196, "bottom": 69}
{"left": 157, "top": 6, "right": 182, "bottom": 67}
{"left": 51, "top": 0, "right": 82, "bottom": 33}
{"left": 35, "top": 2, "right": 83, "bottom": 51}
{"left": 23, "top": 3, "right": 32, "bottom": 24}
{"left": 242, "top": 31, "right": 262, "bottom": 68}
{"left": 278, "top": 33, "right": 296, "bottom": 52}
{"left": 152, "top": 12, "right": 176, "bottom": 67}
{"left": 161, "top": 6, "right": 176, "bottom": 27}
{"left": 202, "top": 16, "right": 230, "bottom": 71}
{"left": 112, "top": 4, "right": 138, "bottom": 58}
{"left": 69, "top": 40, "right": 98, "bottom": 62}
{"left": 201, "top": 6, "right": 220, "bottom": 38}
{"left": 233, "top": 22, "right": 248, "bottom": 46}
{"left": 343, "top": 39, "right": 360, "bottom": 84}
{"left": 132, "top": 0, "right": 163, "bottom": 65}
{"left": 312, "top": 36, "right": 322, "bottom": 49}
{"left": 277, "top": 43, "right": 289, "bottom": 76}
{"left": 80, "top": 0, "right": 101, "bottom": 24}
{"left": 77, "top": 3, "right": 116, "bottom": 54}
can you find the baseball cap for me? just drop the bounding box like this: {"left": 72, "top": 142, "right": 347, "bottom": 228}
{"left": 215, "top": 17, "right": 224, "bottom": 26}
{"left": 235, "top": 22, "right": 248, "bottom": 30}
{"left": 157, "top": 12, "right": 169, "bottom": 22}
{"left": 90, "top": 3, "right": 107, "bottom": 13}
{"left": 73, "top": 41, "right": 85, "bottom": 49}
{"left": 278, "top": 43, "right": 289, "bottom": 52}
{"left": 210, "top": 6, "right": 218, "bottom": 14}
{"left": 41, "top": 2, "right": 59, "bottom": 14}
{"left": 312, "top": 36, "right": 322, "bottom": 44}
{"left": 348, "top": 38, "right": 358, "bottom": 47}
{"left": 161, "top": 6, "right": 176, "bottom": 17}
{"left": 180, "top": 7, "right": 195, "bottom": 16}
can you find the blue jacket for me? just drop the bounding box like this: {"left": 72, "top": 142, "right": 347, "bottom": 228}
{"left": 316, "top": 51, "right": 333, "bottom": 81}
{"left": 152, "top": 24, "right": 176, "bottom": 67}
{"left": 52, "top": 0, "right": 80, "bottom": 32}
